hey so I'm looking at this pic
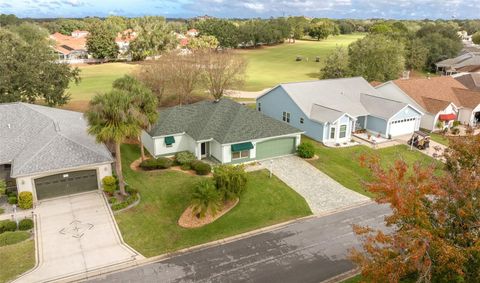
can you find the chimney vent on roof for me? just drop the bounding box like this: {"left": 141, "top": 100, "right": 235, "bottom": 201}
{"left": 7, "top": 123, "right": 11, "bottom": 129}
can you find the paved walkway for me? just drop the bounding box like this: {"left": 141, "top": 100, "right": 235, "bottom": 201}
{"left": 14, "top": 192, "right": 142, "bottom": 283}
{"left": 257, "top": 156, "right": 370, "bottom": 214}
{"left": 224, "top": 88, "right": 271, "bottom": 99}
{"left": 88, "top": 202, "right": 391, "bottom": 283}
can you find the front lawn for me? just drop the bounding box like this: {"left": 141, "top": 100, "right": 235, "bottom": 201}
{"left": 116, "top": 144, "right": 312, "bottom": 257}
{"left": 303, "top": 137, "right": 444, "bottom": 197}
{"left": 0, "top": 240, "right": 35, "bottom": 283}
{"left": 429, "top": 132, "right": 449, "bottom": 146}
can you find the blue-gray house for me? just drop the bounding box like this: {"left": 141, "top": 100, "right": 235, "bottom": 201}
{"left": 257, "top": 77, "right": 423, "bottom": 144}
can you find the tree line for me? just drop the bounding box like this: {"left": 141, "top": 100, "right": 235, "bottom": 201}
{"left": 321, "top": 21, "right": 465, "bottom": 82}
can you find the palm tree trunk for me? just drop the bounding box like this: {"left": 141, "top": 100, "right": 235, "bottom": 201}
{"left": 115, "top": 142, "right": 127, "bottom": 196}
{"left": 139, "top": 136, "right": 146, "bottom": 161}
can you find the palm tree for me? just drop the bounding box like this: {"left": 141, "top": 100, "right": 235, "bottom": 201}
{"left": 190, "top": 180, "right": 222, "bottom": 219}
{"left": 84, "top": 89, "right": 141, "bottom": 196}
{"left": 113, "top": 75, "right": 158, "bottom": 161}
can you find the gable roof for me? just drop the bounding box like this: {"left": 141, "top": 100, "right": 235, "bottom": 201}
{"left": 436, "top": 52, "right": 480, "bottom": 71}
{"left": 148, "top": 98, "right": 302, "bottom": 144}
{"left": 0, "top": 103, "right": 113, "bottom": 177}
{"left": 260, "top": 77, "right": 413, "bottom": 122}
{"left": 390, "top": 77, "right": 480, "bottom": 113}
{"left": 49, "top": 32, "right": 87, "bottom": 55}
{"left": 454, "top": 73, "right": 480, "bottom": 91}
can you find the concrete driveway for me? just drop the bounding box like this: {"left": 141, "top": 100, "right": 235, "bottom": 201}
{"left": 259, "top": 156, "right": 370, "bottom": 214}
{"left": 15, "top": 192, "right": 142, "bottom": 283}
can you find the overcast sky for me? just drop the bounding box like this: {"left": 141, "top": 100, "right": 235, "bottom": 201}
{"left": 1, "top": 0, "right": 480, "bottom": 19}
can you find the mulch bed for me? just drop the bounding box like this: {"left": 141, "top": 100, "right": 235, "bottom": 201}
{"left": 178, "top": 198, "right": 239, "bottom": 229}
{"left": 304, "top": 155, "right": 319, "bottom": 161}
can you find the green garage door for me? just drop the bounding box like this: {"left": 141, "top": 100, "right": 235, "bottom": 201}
{"left": 34, "top": 170, "right": 98, "bottom": 200}
{"left": 256, "top": 138, "right": 296, "bottom": 160}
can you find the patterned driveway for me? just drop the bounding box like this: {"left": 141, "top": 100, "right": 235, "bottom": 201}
{"left": 258, "top": 156, "right": 370, "bottom": 214}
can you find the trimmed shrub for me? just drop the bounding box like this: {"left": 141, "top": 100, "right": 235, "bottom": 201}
{"left": 175, "top": 151, "right": 196, "bottom": 165}
{"left": 0, "top": 231, "right": 30, "bottom": 247}
{"left": 102, "top": 176, "right": 117, "bottom": 195}
{"left": 213, "top": 165, "right": 248, "bottom": 201}
{"left": 156, "top": 157, "right": 173, "bottom": 169}
{"left": 140, "top": 158, "right": 173, "bottom": 170}
{"left": 452, "top": 120, "right": 461, "bottom": 127}
{"left": 111, "top": 193, "right": 139, "bottom": 211}
{"left": 18, "top": 219, "right": 34, "bottom": 231}
{"left": 18, "top": 192, "right": 33, "bottom": 209}
{"left": 8, "top": 196, "right": 17, "bottom": 205}
{"left": 125, "top": 185, "right": 138, "bottom": 195}
{"left": 451, "top": 127, "right": 460, "bottom": 135}
{"left": 0, "top": 220, "right": 17, "bottom": 234}
{"left": 297, "top": 142, "right": 315, "bottom": 158}
{"left": 0, "top": 179, "right": 6, "bottom": 196}
{"left": 191, "top": 160, "right": 212, "bottom": 175}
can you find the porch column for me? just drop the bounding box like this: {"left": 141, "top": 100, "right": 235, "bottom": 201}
{"left": 195, "top": 143, "right": 201, "bottom": 160}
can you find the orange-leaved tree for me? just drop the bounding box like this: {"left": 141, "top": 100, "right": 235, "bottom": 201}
{"left": 351, "top": 135, "right": 480, "bottom": 283}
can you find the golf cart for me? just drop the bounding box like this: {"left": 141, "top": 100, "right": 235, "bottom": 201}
{"left": 407, "top": 131, "right": 430, "bottom": 150}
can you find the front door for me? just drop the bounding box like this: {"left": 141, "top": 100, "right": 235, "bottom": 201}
{"left": 201, "top": 142, "right": 209, "bottom": 158}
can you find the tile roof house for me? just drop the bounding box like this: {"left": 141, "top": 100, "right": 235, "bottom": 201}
{"left": 0, "top": 103, "right": 113, "bottom": 202}
{"left": 257, "top": 77, "right": 423, "bottom": 144}
{"left": 435, "top": 52, "right": 480, "bottom": 75}
{"left": 49, "top": 32, "right": 89, "bottom": 63}
{"left": 115, "top": 29, "right": 137, "bottom": 54}
{"left": 141, "top": 98, "right": 303, "bottom": 164}
{"left": 376, "top": 77, "right": 480, "bottom": 130}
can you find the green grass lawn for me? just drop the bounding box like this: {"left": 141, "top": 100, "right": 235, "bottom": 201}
{"left": 68, "top": 63, "right": 138, "bottom": 101}
{"left": 0, "top": 240, "right": 35, "bottom": 283}
{"left": 237, "top": 34, "right": 365, "bottom": 91}
{"left": 429, "top": 132, "right": 449, "bottom": 146}
{"left": 116, "top": 144, "right": 312, "bottom": 257}
{"left": 303, "top": 137, "right": 444, "bottom": 197}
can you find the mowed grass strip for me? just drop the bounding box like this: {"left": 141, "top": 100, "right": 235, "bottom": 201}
{"left": 116, "top": 144, "right": 312, "bottom": 257}
{"left": 68, "top": 63, "right": 138, "bottom": 101}
{"left": 236, "top": 34, "right": 365, "bottom": 91}
{"left": 0, "top": 240, "right": 35, "bottom": 283}
{"left": 303, "top": 136, "right": 444, "bottom": 197}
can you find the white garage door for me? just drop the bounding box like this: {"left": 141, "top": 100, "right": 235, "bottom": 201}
{"left": 389, "top": 118, "right": 417, "bottom": 137}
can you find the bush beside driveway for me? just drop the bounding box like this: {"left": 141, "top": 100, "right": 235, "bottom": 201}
{"left": 115, "top": 144, "right": 312, "bottom": 257}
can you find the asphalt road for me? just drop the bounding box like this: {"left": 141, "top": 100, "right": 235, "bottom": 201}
{"left": 88, "top": 203, "right": 391, "bottom": 283}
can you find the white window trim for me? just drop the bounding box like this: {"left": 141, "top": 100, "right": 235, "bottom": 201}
{"left": 339, "top": 124, "right": 347, "bottom": 139}
{"left": 282, "top": 111, "right": 291, "bottom": 123}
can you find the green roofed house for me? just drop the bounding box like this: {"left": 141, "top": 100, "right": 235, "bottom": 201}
{"left": 141, "top": 98, "right": 303, "bottom": 164}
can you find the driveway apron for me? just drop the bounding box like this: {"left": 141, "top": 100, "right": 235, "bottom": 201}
{"left": 15, "top": 192, "right": 142, "bottom": 283}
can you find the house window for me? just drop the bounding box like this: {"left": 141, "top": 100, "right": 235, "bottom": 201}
{"left": 257, "top": 102, "right": 261, "bottom": 112}
{"left": 330, "top": 127, "right": 336, "bottom": 139}
{"left": 339, "top": 125, "right": 347, "bottom": 138}
{"left": 300, "top": 118, "right": 304, "bottom": 124}
{"left": 282, "top": 112, "right": 291, "bottom": 123}
{"left": 232, "top": 150, "right": 250, "bottom": 160}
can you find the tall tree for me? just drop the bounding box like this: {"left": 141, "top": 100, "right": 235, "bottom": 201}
{"left": 112, "top": 75, "right": 158, "bottom": 161}
{"left": 200, "top": 50, "right": 247, "bottom": 100}
{"left": 308, "top": 21, "right": 335, "bottom": 41}
{"left": 187, "top": 35, "right": 219, "bottom": 50}
{"left": 84, "top": 90, "right": 141, "bottom": 196}
{"left": 287, "top": 16, "right": 309, "bottom": 41}
{"left": 196, "top": 19, "right": 239, "bottom": 48}
{"left": 86, "top": 22, "right": 119, "bottom": 60}
{"left": 129, "top": 16, "right": 176, "bottom": 60}
{"left": 405, "top": 38, "right": 429, "bottom": 71}
{"left": 348, "top": 34, "right": 405, "bottom": 82}
{"left": 0, "top": 28, "right": 80, "bottom": 105}
{"left": 351, "top": 134, "right": 480, "bottom": 282}
{"left": 320, "top": 47, "right": 351, "bottom": 79}
{"left": 472, "top": 32, "right": 480, "bottom": 45}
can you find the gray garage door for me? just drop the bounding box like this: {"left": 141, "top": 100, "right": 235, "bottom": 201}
{"left": 256, "top": 138, "right": 296, "bottom": 160}
{"left": 34, "top": 170, "right": 98, "bottom": 200}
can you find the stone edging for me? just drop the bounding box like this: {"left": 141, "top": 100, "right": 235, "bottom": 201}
{"left": 178, "top": 198, "right": 239, "bottom": 228}
{"left": 113, "top": 193, "right": 141, "bottom": 214}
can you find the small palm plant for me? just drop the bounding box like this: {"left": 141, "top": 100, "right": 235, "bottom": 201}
{"left": 190, "top": 180, "right": 222, "bottom": 219}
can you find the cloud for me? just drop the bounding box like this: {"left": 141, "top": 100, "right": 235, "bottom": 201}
{"left": 65, "top": 0, "right": 86, "bottom": 7}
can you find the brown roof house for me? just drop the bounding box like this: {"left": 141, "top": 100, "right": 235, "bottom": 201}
{"left": 454, "top": 73, "right": 480, "bottom": 91}
{"left": 49, "top": 31, "right": 89, "bottom": 63}
{"left": 376, "top": 77, "right": 480, "bottom": 130}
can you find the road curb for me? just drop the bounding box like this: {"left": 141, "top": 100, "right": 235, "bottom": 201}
{"left": 321, "top": 268, "right": 360, "bottom": 283}
{"left": 81, "top": 200, "right": 376, "bottom": 282}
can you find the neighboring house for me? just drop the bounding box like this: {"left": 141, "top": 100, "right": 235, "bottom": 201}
{"left": 257, "top": 77, "right": 423, "bottom": 144}
{"left": 454, "top": 73, "right": 480, "bottom": 91}
{"left": 376, "top": 77, "right": 480, "bottom": 130}
{"left": 186, "top": 28, "right": 199, "bottom": 37}
{"left": 49, "top": 32, "right": 89, "bottom": 63}
{"left": 115, "top": 29, "right": 137, "bottom": 54}
{"left": 0, "top": 103, "right": 113, "bottom": 203}
{"left": 435, "top": 52, "right": 480, "bottom": 75}
{"left": 141, "top": 99, "right": 303, "bottom": 164}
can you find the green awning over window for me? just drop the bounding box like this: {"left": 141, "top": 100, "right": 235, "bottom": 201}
{"left": 164, "top": 136, "right": 175, "bottom": 145}
{"left": 231, "top": 142, "right": 254, "bottom": 152}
